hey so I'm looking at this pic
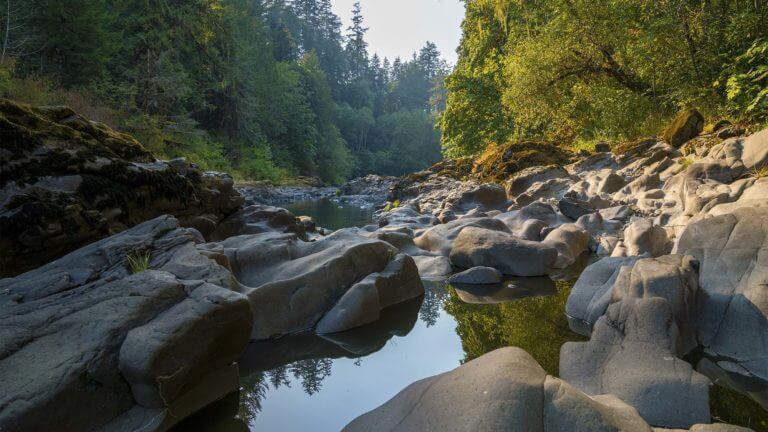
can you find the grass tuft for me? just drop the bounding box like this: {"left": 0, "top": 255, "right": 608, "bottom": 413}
{"left": 127, "top": 250, "right": 151, "bottom": 274}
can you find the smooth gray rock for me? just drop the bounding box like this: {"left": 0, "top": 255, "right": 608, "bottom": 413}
{"left": 209, "top": 204, "right": 306, "bottom": 241}
{"left": 0, "top": 216, "right": 252, "bottom": 432}
{"left": 561, "top": 298, "right": 711, "bottom": 428}
{"left": 542, "top": 223, "right": 590, "bottom": 268}
{"left": 495, "top": 201, "right": 571, "bottom": 233}
{"left": 315, "top": 254, "right": 424, "bottom": 334}
{"left": 450, "top": 226, "right": 558, "bottom": 276}
{"left": 447, "top": 266, "right": 502, "bottom": 285}
{"left": 622, "top": 219, "right": 671, "bottom": 257}
{"left": 559, "top": 198, "right": 595, "bottom": 220}
{"left": 219, "top": 229, "right": 422, "bottom": 339}
{"left": 414, "top": 217, "right": 510, "bottom": 256}
{"left": 675, "top": 207, "right": 768, "bottom": 383}
{"left": 345, "top": 347, "right": 663, "bottom": 432}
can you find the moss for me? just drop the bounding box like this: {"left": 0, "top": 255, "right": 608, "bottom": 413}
{"left": 469, "top": 141, "right": 574, "bottom": 183}
{"left": 662, "top": 109, "right": 705, "bottom": 148}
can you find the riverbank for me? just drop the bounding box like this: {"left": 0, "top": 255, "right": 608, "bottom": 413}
{"left": 1, "top": 101, "right": 767, "bottom": 431}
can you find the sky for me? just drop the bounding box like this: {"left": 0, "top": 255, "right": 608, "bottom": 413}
{"left": 332, "top": 0, "right": 465, "bottom": 65}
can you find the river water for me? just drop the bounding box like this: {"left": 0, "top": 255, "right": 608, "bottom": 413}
{"left": 174, "top": 199, "right": 768, "bottom": 432}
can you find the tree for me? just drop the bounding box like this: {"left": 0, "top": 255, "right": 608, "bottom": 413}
{"left": 345, "top": 1, "right": 368, "bottom": 80}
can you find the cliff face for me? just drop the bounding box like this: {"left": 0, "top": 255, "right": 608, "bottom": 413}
{"left": 0, "top": 99, "right": 244, "bottom": 276}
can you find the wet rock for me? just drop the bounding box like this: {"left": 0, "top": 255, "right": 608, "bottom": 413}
{"left": 449, "top": 226, "right": 558, "bottom": 276}
{"left": 454, "top": 277, "right": 556, "bottom": 304}
{"left": 447, "top": 266, "right": 502, "bottom": 285}
{"left": 594, "top": 142, "right": 611, "bottom": 152}
{"left": 0, "top": 216, "right": 251, "bottom": 432}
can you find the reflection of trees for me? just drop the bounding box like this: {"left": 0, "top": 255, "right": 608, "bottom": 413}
{"left": 239, "top": 372, "right": 269, "bottom": 424}
{"left": 443, "top": 280, "right": 585, "bottom": 375}
{"left": 420, "top": 280, "right": 449, "bottom": 327}
{"left": 290, "top": 358, "right": 333, "bottom": 395}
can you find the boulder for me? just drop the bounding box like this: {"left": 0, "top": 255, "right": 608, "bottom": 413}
{"left": 663, "top": 109, "right": 705, "bottom": 148}
{"left": 594, "top": 142, "right": 611, "bottom": 152}
{"left": 565, "top": 256, "right": 641, "bottom": 335}
{"left": 345, "top": 347, "right": 670, "bottom": 432}
{"left": 541, "top": 223, "right": 590, "bottom": 268}
{"left": 449, "top": 226, "right": 558, "bottom": 276}
{"left": 414, "top": 217, "right": 510, "bottom": 256}
{"left": 561, "top": 299, "right": 711, "bottom": 428}
{"left": 622, "top": 219, "right": 671, "bottom": 257}
{"left": 675, "top": 207, "right": 768, "bottom": 383}
{"left": 447, "top": 266, "right": 502, "bottom": 285}
{"left": 0, "top": 99, "right": 243, "bottom": 277}
{"left": 495, "top": 201, "right": 571, "bottom": 233}
{"left": 214, "top": 229, "right": 424, "bottom": 339}
{"left": 558, "top": 197, "right": 595, "bottom": 220}
{"left": 0, "top": 216, "right": 252, "bottom": 432}
{"left": 505, "top": 165, "right": 573, "bottom": 198}
{"left": 209, "top": 204, "right": 306, "bottom": 241}
{"left": 315, "top": 254, "right": 423, "bottom": 334}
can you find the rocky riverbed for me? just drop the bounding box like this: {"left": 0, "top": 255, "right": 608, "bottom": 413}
{"left": 1, "top": 101, "right": 767, "bottom": 431}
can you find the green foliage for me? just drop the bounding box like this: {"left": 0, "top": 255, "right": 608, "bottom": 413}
{"left": 443, "top": 0, "right": 768, "bottom": 155}
{"left": 443, "top": 280, "right": 585, "bottom": 375}
{"left": 126, "top": 250, "right": 151, "bottom": 274}
{"left": 1, "top": 0, "right": 449, "bottom": 183}
{"left": 723, "top": 39, "right": 768, "bottom": 121}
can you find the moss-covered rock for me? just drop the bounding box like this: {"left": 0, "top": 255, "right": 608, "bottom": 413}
{"left": 469, "top": 141, "right": 574, "bottom": 183}
{"left": 0, "top": 99, "right": 243, "bottom": 276}
{"left": 662, "top": 109, "right": 704, "bottom": 148}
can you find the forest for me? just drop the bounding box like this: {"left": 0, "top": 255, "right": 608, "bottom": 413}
{"left": 1, "top": 0, "right": 767, "bottom": 180}
{"left": 441, "top": 0, "right": 768, "bottom": 156}
{"left": 0, "top": 0, "right": 447, "bottom": 183}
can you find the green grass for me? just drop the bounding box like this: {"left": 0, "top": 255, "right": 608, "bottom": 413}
{"left": 127, "top": 250, "right": 151, "bottom": 274}
{"left": 752, "top": 165, "right": 768, "bottom": 179}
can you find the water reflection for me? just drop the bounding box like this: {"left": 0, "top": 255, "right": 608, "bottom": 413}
{"left": 285, "top": 198, "right": 374, "bottom": 231}
{"left": 445, "top": 279, "right": 584, "bottom": 375}
{"left": 173, "top": 273, "right": 767, "bottom": 431}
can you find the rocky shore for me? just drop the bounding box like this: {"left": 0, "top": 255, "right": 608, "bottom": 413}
{"left": 1, "top": 101, "right": 767, "bottom": 431}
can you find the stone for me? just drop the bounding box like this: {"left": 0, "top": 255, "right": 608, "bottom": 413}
{"left": 216, "top": 229, "right": 423, "bottom": 339}
{"left": 345, "top": 347, "right": 667, "bottom": 432}
{"left": 0, "top": 216, "right": 251, "bottom": 432}
{"left": 558, "top": 197, "right": 595, "bottom": 220}
{"left": 447, "top": 266, "right": 502, "bottom": 285}
{"left": 663, "top": 109, "right": 705, "bottom": 148}
{"left": 541, "top": 223, "right": 590, "bottom": 269}
{"left": 565, "top": 256, "right": 640, "bottom": 335}
{"left": 505, "top": 165, "right": 573, "bottom": 198}
{"left": 315, "top": 254, "right": 424, "bottom": 334}
{"left": 449, "top": 226, "right": 558, "bottom": 276}
{"left": 209, "top": 205, "right": 306, "bottom": 241}
{"left": 414, "top": 217, "right": 510, "bottom": 256}
{"left": 623, "top": 219, "right": 670, "bottom": 257}
{"left": 496, "top": 201, "right": 571, "bottom": 233}
{"left": 455, "top": 183, "right": 508, "bottom": 211}
{"left": 675, "top": 207, "right": 768, "bottom": 383}
{"left": 0, "top": 100, "right": 243, "bottom": 277}
{"left": 561, "top": 298, "right": 711, "bottom": 428}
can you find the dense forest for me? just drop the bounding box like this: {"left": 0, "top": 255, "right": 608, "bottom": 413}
{"left": 0, "top": 0, "right": 447, "bottom": 183}
{"left": 441, "top": 0, "right": 768, "bottom": 156}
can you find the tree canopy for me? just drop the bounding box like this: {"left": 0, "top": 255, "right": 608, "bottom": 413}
{"left": 0, "top": 0, "right": 449, "bottom": 183}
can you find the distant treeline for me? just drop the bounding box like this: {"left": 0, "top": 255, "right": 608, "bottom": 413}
{"left": 0, "top": 0, "right": 448, "bottom": 183}
{"left": 441, "top": 0, "right": 768, "bottom": 156}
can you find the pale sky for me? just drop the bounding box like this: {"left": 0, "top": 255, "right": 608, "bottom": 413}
{"left": 332, "top": 0, "right": 465, "bottom": 65}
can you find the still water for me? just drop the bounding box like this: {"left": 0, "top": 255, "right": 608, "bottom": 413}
{"left": 174, "top": 201, "right": 768, "bottom": 432}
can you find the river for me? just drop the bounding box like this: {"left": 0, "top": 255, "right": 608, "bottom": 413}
{"left": 173, "top": 199, "right": 768, "bottom": 432}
